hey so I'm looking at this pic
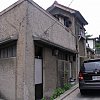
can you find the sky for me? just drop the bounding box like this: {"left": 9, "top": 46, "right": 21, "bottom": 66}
{"left": 0, "top": 0, "right": 100, "bottom": 38}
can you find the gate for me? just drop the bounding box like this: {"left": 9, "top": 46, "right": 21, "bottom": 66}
{"left": 57, "top": 60, "right": 71, "bottom": 87}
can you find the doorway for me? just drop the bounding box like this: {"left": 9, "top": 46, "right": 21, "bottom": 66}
{"left": 35, "top": 45, "right": 43, "bottom": 100}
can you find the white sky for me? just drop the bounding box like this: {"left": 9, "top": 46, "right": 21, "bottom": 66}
{"left": 0, "top": 0, "right": 100, "bottom": 38}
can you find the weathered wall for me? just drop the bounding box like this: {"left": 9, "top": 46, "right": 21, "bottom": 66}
{"left": 48, "top": 8, "right": 76, "bottom": 36}
{"left": 79, "top": 40, "right": 85, "bottom": 57}
{"left": 0, "top": 1, "right": 35, "bottom": 100}
{"left": 0, "top": 1, "right": 27, "bottom": 41}
{"left": 0, "top": 58, "right": 16, "bottom": 100}
{"left": 43, "top": 47, "right": 57, "bottom": 97}
{"left": 27, "top": 1, "right": 77, "bottom": 98}
{"left": 0, "top": 1, "right": 27, "bottom": 100}
{"left": 0, "top": 0, "right": 78, "bottom": 99}
{"left": 27, "top": 1, "right": 76, "bottom": 52}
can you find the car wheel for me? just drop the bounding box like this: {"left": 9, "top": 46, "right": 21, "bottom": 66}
{"left": 80, "top": 89, "right": 86, "bottom": 95}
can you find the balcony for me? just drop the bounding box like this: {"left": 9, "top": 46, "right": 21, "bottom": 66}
{"left": 78, "top": 31, "right": 86, "bottom": 39}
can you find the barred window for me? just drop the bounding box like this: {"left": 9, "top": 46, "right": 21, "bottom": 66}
{"left": 0, "top": 42, "right": 16, "bottom": 58}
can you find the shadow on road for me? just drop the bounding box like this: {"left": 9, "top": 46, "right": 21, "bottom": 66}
{"left": 77, "top": 90, "right": 100, "bottom": 99}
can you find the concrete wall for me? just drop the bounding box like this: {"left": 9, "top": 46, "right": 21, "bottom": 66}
{"left": 48, "top": 8, "right": 76, "bottom": 36}
{"left": 79, "top": 40, "right": 86, "bottom": 57}
{"left": 27, "top": 1, "right": 77, "bottom": 97}
{"left": 0, "top": 1, "right": 26, "bottom": 41}
{"left": 43, "top": 48, "right": 57, "bottom": 97}
{"left": 0, "top": 0, "right": 78, "bottom": 99}
{"left": 27, "top": 1, "right": 76, "bottom": 51}
{"left": 0, "top": 58, "right": 16, "bottom": 100}
{"left": 0, "top": 1, "right": 35, "bottom": 100}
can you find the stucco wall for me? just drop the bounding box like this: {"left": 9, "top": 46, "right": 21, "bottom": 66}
{"left": 0, "top": 58, "right": 16, "bottom": 100}
{"left": 79, "top": 40, "right": 85, "bottom": 56}
{"left": 48, "top": 8, "right": 76, "bottom": 35}
{"left": 27, "top": 1, "right": 76, "bottom": 51}
{"left": 0, "top": 1, "right": 28, "bottom": 100}
{"left": 0, "top": 1, "right": 27, "bottom": 41}
{"left": 43, "top": 48, "right": 57, "bottom": 97}
{"left": 0, "top": 0, "right": 77, "bottom": 99}
{"left": 0, "top": 1, "right": 35, "bottom": 100}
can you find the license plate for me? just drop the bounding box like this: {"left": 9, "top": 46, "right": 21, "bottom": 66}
{"left": 92, "top": 76, "right": 100, "bottom": 80}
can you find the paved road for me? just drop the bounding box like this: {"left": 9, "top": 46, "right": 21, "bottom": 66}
{"left": 63, "top": 88, "right": 100, "bottom": 100}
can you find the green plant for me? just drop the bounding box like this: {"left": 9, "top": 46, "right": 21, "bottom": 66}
{"left": 95, "top": 43, "right": 100, "bottom": 48}
{"left": 42, "top": 83, "right": 72, "bottom": 100}
{"left": 52, "top": 87, "right": 65, "bottom": 99}
{"left": 50, "top": 83, "right": 72, "bottom": 100}
{"left": 63, "top": 83, "right": 72, "bottom": 91}
{"left": 41, "top": 97, "right": 46, "bottom": 100}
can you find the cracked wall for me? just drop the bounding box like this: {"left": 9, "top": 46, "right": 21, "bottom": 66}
{"left": 27, "top": 1, "right": 76, "bottom": 51}
{"left": 0, "top": 1, "right": 30, "bottom": 100}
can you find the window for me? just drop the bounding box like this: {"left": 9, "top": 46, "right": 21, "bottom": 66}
{"left": 84, "top": 61, "right": 100, "bottom": 72}
{"left": 64, "top": 17, "right": 72, "bottom": 27}
{"left": 58, "top": 52, "right": 65, "bottom": 60}
{"left": 58, "top": 52, "right": 68, "bottom": 61}
{"left": 54, "top": 15, "right": 59, "bottom": 21}
{"left": 0, "top": 42, "right": 16, "bottom": 58}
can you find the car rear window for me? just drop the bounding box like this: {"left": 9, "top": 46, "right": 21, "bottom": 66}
{"left": 81, "top": 60, "right": 100, "bottom": 72}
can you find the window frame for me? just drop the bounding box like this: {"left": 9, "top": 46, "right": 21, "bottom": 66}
{"left": 0, "top": 41, "right": 17, "bottom": 59}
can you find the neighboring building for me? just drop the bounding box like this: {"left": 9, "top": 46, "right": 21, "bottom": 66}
{"left": 0, "top": 0, "right": 78, "bottom": 100}
{"left": 86, "top": 38, "right": 95, "bottom": 50}
{"left": 86, "top": 38, "right": 95, "bottom": 59}
{"left": 95, "top": 36, "right": 100, "bottom": 54}
{"left": 95, "top": 35, "right": 100, "bottom": 58}
{"left": 47, "top": 1, "right": 88, "bottom": 75}
{"left": 86, "top": 46, "right": 95, "bottom": 59}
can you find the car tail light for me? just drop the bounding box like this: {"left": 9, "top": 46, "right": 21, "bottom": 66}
{"left": 79, "top": 72, "right": 84, "bottom": 80}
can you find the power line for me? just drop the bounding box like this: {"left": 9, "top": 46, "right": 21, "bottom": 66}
{"left": 68, "top": 0, "right": 74, "bottom": 7}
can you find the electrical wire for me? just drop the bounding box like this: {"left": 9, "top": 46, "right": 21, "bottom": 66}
{"left": 68, "top": 0, "right": 74, "bottom": 7}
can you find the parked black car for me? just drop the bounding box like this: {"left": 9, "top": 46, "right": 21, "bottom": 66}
{"left": 79, "top": 59, "right": 100, "bottom": 95}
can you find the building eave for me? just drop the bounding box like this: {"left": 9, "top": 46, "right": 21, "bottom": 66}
{"left": 0, "top": 34, "right": 18, "bottom": 45}
{"left": 33, "top": 36, "right": 77, "bottom": 54}
{"left": 47, "top": 2, "right": 88, "bottom": 25}
{"left": 73, "top": 11, "right": 88, "bottom": 25}
{"left": 87, "top": 38, "right": 96, "bottom": 40}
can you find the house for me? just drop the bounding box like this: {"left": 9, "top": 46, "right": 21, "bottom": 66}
{"left": 47, "top": 1, "right": 88, "bottom": 78}
{"left": 0, "top": 0, "right": 78, "bottom": 100}
{"left": 86, "top": 38, "right": 95, "bottom": 59}
{"left": 86, "top": 46, "right": 95, "bottom": 59}
{"left": 86, "top": 38, "right": 95, "bottom": 50}
{"left": 95, "top": 35, "right": 100, "bottom": 58}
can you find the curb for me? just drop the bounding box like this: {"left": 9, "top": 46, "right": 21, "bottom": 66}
{"left": 54, "top": 84, "right": 79, "bottom": 100}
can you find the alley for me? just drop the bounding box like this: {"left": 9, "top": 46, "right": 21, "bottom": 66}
{"left": 63, "top": 88, "right": 100, "bottom": 100}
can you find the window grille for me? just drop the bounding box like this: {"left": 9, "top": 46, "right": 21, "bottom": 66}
{"left": 0, "top": 43, "right": 16, "bottom": 58}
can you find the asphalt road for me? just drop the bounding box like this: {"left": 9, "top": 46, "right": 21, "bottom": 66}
{"left": 63, "top": 88, "right": 100, "bottom": 100}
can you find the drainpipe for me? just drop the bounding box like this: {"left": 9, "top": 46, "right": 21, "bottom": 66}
{"left": 75, "top": 22, "right": 80, "bottom": 83}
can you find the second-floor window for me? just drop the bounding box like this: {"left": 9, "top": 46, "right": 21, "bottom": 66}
{"left": 54, "top": 15, "right": 59, "bottom": 21}
{"left": 64, "top": 17, "right": 72, "bottom": 27}
{"left": 54, "top": 15, "right": 72, "bottom": 28}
